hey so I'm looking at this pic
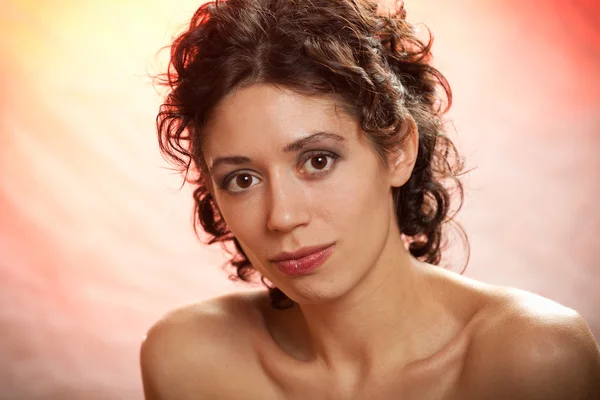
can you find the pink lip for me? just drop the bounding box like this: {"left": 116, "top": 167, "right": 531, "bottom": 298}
{"left": 271, "top": 244, "right": 335, "bottom": 276}
{"left": 271, "top": 243, "right": 334, "bottom": 262}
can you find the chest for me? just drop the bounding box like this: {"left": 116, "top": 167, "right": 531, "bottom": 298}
{"left": 256, "top": 345, "right": 467, "bottom": 400}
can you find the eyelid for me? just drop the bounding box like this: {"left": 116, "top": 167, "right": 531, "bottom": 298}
{"left": 219, "top": 171, "right": 261, "bottom": 194}
{"left": 299, "top": 150, "right": 339, "bottom": 172}
{"left": 219, "top": 149, "right": 341, "bottom": 194}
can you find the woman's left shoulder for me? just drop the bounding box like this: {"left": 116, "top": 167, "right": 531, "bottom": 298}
{"left": 461, "top": 286, "right": 600, "bottom": 399}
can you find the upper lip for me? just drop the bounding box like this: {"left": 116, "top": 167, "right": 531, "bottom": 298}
{"left": 271, "top": 243, "right": 334, "bottom": 262}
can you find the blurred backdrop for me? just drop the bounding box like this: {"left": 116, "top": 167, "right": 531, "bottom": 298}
{"left": 0, "top": 0, "right": 599, "bottom": 399}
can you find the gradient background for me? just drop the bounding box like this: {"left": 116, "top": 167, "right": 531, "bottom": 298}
{"left": 1, "top": 0, "right": 599, "bottom": 399}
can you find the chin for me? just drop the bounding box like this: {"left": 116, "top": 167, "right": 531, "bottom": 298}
{"left": 280, "top": 279, "right": 355, "bottom": 306}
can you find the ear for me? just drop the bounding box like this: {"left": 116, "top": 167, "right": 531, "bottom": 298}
{"left": 388, "top": 117, "right": 418, "bottom": 187}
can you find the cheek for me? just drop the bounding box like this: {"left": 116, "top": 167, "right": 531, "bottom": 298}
{"left": 214, "top": 194, "right": 263, "bottom": 243}
{"left": 220, "top": 203, "right": 269, "bottom": 268}
{"left": 322, "top": 160, "right": 388, "bottom": 225}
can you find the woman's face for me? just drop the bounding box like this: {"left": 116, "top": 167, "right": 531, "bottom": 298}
{"left": 203, "top": 83, "right": 410, "bottom": 303}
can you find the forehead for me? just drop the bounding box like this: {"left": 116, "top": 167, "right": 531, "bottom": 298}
{"left": 202, "top": 84, "right": 358, "bottom": 153}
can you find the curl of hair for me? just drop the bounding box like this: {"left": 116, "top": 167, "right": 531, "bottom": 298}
{"left": 156, "top": 0, "right": 468, "bottom": 309}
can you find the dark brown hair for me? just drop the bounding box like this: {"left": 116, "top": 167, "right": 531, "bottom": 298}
{"left": 156, "top": 0, "right": 467, "bottom": 309}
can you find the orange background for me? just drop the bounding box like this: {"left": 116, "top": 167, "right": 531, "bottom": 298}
{"left": 1, "top": 1, "right": 599, "bottom": 398}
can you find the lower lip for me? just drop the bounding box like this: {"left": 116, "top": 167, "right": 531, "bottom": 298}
{"left": 273, "top": 244, "right": 335, "bottom": 276}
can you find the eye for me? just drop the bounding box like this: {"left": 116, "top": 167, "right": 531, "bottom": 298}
{"left": 301, "top": 151, "right": 338, "bottom": 175}
{"left": 223, "top": 172, "right": 260, "bottom": 193}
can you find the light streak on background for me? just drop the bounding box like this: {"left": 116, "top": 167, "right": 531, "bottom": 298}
{"left": 0, "top": 0, "right": 598, "bottom": 398}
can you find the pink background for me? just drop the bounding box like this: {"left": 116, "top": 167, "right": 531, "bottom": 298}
{"left": 1, "top": 1, "right": 599, "bottom": 398}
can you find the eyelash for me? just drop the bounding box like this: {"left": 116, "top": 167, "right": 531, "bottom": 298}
{"left": 219, "top": 150, "right": 340, "bottom": 194}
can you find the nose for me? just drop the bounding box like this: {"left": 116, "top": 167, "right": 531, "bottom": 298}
{"left": 266, "top": 170, "right": 310, "bottom": 233}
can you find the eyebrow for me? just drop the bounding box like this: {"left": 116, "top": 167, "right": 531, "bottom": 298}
{"left": 209, "top": 131, "right": 346, "bottom": 174}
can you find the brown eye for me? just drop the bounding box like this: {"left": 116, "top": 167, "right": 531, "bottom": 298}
{"left": 311, "top": 156, "right": 328, "bottom": 170}
{"left": 235, "top": 174, "right": 253, "bottom": 189}
{"left": 302, "top": 152, "right": 337, "bottom": 174}
{"left": 223, "top": 172, "right": 260, "bottom": 193}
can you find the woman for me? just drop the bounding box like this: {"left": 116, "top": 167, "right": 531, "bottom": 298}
{"left": 140, "top": 0, "right": 600, "bottom": 398}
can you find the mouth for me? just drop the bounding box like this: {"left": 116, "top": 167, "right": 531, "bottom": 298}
{"left": 271, "top": 243, "right": 335, "bottom": 276}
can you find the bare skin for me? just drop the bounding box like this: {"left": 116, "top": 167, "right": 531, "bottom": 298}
{"left": 141, "top": 84, "right": 600, "bottom": 399}
{"left": 140, "top": 271, "right": 600, "bottom": 399}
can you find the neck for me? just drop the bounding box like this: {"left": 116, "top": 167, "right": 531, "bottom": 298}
{"left": 286, "top": 231, "right": 447, "bottom": 378}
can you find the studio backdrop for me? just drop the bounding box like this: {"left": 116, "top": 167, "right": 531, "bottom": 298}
{"left": 0, "top": 0, "right": 599, "bottom": 399}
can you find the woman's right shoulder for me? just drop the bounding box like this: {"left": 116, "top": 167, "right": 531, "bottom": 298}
{"left": 139, "top": 290, "right": 272, "bottom": 400}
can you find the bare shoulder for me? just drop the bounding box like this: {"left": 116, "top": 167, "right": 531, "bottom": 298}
{"left": 139, "top": 290, "right": 275, "bottom": 400}
{"left": 460, "top": 286, "right": 600, "bottom": 399}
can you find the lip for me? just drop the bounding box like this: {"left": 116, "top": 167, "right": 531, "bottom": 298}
{"left": 271, "top": 243, "right": 335, "bottom": 276}
{"left": 271, "top": 243, "right": 334, "bottom": 262}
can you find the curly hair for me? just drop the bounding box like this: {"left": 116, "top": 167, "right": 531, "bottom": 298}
{"left": 156, "top": 0, "right": 467, "bottom": 309}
